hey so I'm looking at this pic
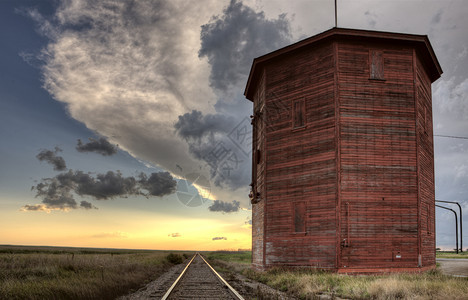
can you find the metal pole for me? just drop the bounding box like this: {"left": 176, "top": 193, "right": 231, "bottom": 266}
{"left": 436, "top": 200, "right": 463, "bottom": 252}
{"left": 334, "top": 0, "right": 338, "bottom": 28}
{"left": 436, "top": 205, "right": 458, "bottom": 254}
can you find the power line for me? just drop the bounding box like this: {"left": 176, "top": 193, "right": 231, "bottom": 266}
{"left": 434, "top": 134, "right": 468, "bottom": 140}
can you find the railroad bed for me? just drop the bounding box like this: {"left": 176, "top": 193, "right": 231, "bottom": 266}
{"left": 162, "top": 253, "right": 244, "bottom": 300}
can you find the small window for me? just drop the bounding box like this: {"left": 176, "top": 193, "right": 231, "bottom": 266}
{"left": 370, "top": 50, "right": 384, "bottom": 80}
{"left": 255, "top": 149, "right": 261, "bottom": 164}
{"left": 293, "top": 202, "right": 306, "bottom": 233}
{"left": 426, "top": 204, "right": 432, "bottom": 235}
{"left": 292, "top": 99, "right": 305, "bottom": 128}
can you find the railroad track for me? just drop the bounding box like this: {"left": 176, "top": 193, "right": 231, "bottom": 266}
{"left": 161, "top": 253, "right": 245, "bottom": 300}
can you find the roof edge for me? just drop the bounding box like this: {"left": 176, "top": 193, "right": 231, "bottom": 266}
{"left": 244, "top": 27, "right": 443, "bottom": 101}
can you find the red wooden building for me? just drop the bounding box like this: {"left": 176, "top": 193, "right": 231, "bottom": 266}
{"left": 245, "top": 28, "right": 442, "bottom": 273}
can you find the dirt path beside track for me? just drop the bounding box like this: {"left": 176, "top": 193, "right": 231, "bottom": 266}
{"left": 437, "top": 258, "right": 468, "bottom": 277}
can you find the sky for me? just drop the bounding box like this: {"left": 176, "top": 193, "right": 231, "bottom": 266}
{"left": 0, "top": 0, "right": 467, "bottom": 251}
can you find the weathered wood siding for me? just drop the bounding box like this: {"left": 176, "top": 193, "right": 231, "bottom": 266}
{"left": 262, "top": 42, "right": 337, "bottom": 268}
{"left": 248, "top": 29, "right": 440, "bottom": 272}
{"left": 415, "top": 53, "right": 436, "bottom": 267}
{"left": 338, "top": 41, "right": 420, "bottom": 269}
{"left": 252, "top": 71, "right": 266, "bottom": 269}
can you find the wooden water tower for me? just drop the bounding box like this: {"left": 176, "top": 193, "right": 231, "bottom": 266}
{"left": 245, "top": 28, "right": 442, "bottom": 273}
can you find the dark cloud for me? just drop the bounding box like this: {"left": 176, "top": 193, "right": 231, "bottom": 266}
{"left": 174, "top": 0, "right": 292, "bottom": 192}
{"left": 208, "top": 199, "right": 240, "bottom": 213}
{"left": 174, "top": 110, "right": 251, "bottom": 190}
{"left": 212, "top": 237, "right": 227, "bottom": 241}
{"left": 175, "top": 110, "right": 235, "bottom": 140}
{"left": 169, "top": 233, "right": 181, "bottom": 237}
{"left": 138, "top": 172, "right": 177, "bottom": 197}
{"left": 24, "top": 170, "right": 177, "bottom": 212}
{"left": 76, "top": 137, "right": 118, "bottom": 156}
{"left": 431, "top": 9, "right": 443, "bottom": 25}
{"left": 74, "top": 170, "right": 140, "bottom": 200}
{"left": 80, "top": 200, "right": 97, "bottom": 210}
{"left": 199, "top": 0, "right": 292, "bottom": 92}
{"left": 36, "top": 147, "right": 67, "bottom": 171}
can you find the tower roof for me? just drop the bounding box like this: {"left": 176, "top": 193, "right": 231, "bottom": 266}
{"left": 244, "top": 27, "right": 443, "bottom": 101}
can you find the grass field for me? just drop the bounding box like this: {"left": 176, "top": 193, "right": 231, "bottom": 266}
{"left": 436, "top": 251, "right": 468, "bottom": 259}
{"left": 3, "top": 246, "right": 467, "bottom": 299}
{"left": 0, "top": 245, "right": 193, "bottom": 300}
{"left": 207, "top": 251, "right": 468, "bottom": 300}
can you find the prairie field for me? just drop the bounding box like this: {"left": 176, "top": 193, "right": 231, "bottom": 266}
{"left": 2, "top": 246, "right": 467, "bottom": 300}
{"left": 436, "top": 251, "right": 468, "bottom": 259}
{"left": 208, "top": 251, "right": 468, "bottom": 300}
{"left": 0, "top": 245, "right": 192, "bottom": 300}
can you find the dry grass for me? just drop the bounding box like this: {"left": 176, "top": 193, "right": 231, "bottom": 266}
{"left": 240, "top": 268, "right": 468, "bottom": 299}
{"left": 207, "top": 251, "right": 468, "bottom": 300}
{"left": 0, "top": 246, "right": 192, "bottom": 299}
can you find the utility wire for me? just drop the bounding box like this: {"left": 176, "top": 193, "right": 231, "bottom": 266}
{"left": 434, "top": 134, "right": 468, "bottom": 140}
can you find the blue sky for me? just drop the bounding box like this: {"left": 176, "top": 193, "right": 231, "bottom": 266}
{"left": 0, "top": 0, "right": 467, "bottom": 251}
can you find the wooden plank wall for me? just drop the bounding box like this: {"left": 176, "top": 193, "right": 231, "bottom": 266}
{"left": 263, "top": 42, "right": 337, "bottom": 268}
{"left": 252, "top": 71, "right": 266, "bottom": 269}
{"left": 338, "top": 41, "right": 420, "bottom": 269}
{"left": 251, "top": 37, "right": 436, "bottom": 271}
{"left": 415, "top": 53, "right": 436, "bottom": 267}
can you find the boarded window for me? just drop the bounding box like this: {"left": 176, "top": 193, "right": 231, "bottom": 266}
{"left": 426, "top": 204, "right": 432, "bottom": 235}
{"left": 294, "top": 202, "right": 306, "bottom": 232}
{"left": 292, "top": 99, "right": 305, "bottom": 128}
{"left": 370, "top": 50, "right": 384, "bottom": 80}
{"left": 255, "top": 149, "right": 261, "bottom": 164}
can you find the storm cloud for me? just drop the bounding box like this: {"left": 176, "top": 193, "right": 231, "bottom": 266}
{"left": 23, "top": 169, "right": 177, "bottom": 211}
{"left": 36, "top": 147, "right": 67, "bottom": 171}
{"left": 173, "top": 1, "right": 292, "bottom": 191}
{"left": 76, "top": 137, "right": 118, "bottom": 156}
{"left": 28, "top": 0, "right": 220, "bottom": 202}
{"left": 174, "top": 110, "right": 235, "bottom": 140}
{"left": 208, "top": 199, "right": 240, "bottom": 213}
{"left": 174, "top": 110, "right": 251, "bottom": 190}
{"left": 199, "top": 0, "right": 292, "bottom": 92}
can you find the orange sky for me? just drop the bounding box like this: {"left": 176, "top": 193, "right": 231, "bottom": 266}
{"left": 1, "top": 195, "right": 251, "bottom": 251}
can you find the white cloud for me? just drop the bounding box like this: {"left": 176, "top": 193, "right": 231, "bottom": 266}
{"left": 34, "top": 0, "right": 228, "bottom": 196}
{"left": 434, "top": 78, "right": 468, "bottom": 119}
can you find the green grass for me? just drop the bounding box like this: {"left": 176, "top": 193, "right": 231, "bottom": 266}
{"left": 208, "top": 251, "right": 468, "bottom": 300}
{"left": 205, "top": 250, "right": 251, "bottom": 264}
{"left": 0, "top": 245, "right": 193, "bottom": 300}
{"left": 436, "top": 251, "right": 468, "bottom": 259}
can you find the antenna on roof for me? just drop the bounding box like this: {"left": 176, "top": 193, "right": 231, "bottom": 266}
{"left": 334, "top": 0, "right": 338, "bottom": 27}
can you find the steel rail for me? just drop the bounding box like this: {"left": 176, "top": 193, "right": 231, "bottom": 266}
{"left": 161, "top": 253, "right": 244, "bottom": 300}
{"left": 161, "top": 253, "right": 197, "bottom": 300}
{"left": 198, "top": 253, "right": 245, "bottom": 300}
